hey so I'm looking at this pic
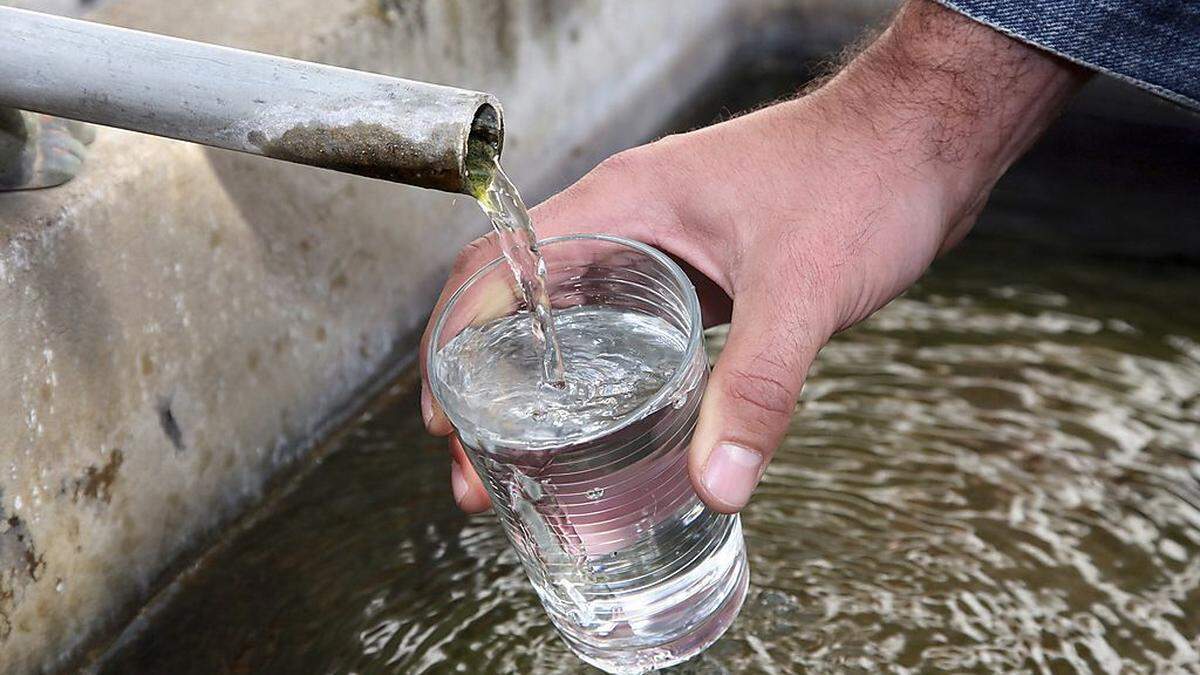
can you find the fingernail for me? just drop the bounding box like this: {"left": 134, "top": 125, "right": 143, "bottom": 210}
{"left": 450, "top": 461, "right": 469, "bottom": 505}
{"left": 702, "top": 443, "right": 762, "bottom": 510}
{"left": 421, "top": 386, "right": 434, "bottom": 428}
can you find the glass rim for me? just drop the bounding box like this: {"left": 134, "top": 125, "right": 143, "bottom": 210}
{"left": 426, "top": 233, "right": 704, "bottom": 451}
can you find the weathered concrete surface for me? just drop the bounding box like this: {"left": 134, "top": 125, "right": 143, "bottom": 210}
{"left": 0, "top": 1, "right": 784, "bottom": 672}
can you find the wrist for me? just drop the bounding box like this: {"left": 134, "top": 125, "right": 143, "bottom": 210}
{"left": 813, "top": 0, "right": 1088, "bottom": 228}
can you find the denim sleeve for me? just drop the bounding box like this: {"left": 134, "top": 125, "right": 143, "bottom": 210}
{"left": 933, "top": 0, "right": 1200, "bottom": 109}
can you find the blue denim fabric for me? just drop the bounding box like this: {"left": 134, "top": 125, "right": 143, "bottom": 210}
{"left": 934, "top": 0, "right": 1200, "bottom": 109}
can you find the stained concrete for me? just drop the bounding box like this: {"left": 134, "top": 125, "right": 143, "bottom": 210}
{"left": 0, "top": 1, "right": 893, "bottom": 672}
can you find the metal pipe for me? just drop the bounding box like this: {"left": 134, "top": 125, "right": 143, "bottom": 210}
{"left": 0, "top": 6, "right": 503, "bottom": 194}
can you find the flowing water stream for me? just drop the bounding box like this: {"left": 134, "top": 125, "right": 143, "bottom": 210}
{"left": 466, "top": 140, "right": 565, "bottom": 385}
{"left": 94, "top": 59, "right": 1200, "bottom": 674}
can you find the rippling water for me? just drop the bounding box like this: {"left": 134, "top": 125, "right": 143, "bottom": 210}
{"left": 95, "top": 232, "right": 1200, "bottom": 674}
{"left": 713, "top": 241, "right": 1200, "bottom": 673}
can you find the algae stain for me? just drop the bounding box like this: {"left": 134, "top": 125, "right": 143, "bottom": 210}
{"left": 247, "top": 122, "right": 456, "bottom": 190}
{"left": 74, "top": 449, "right": 125, "bottom": 503}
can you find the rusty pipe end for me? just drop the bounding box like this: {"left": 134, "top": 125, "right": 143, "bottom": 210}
{"left": 243, "top": 92, "right": 506, "bottom": 195}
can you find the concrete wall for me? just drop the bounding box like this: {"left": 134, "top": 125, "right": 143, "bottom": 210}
{"left": 0, "top": 1, "right": 894, "bottom": 672}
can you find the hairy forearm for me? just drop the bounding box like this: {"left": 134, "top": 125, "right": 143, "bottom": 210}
{"left": 815, "top": 0, "right": 1090, "bottom": 227}
{"left": 627, "top": 0, "right": 1092, "bottom": 331}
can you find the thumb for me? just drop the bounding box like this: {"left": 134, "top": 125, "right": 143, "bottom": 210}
{"left": 688, "top": 290, "right": 825, "bottom": 513}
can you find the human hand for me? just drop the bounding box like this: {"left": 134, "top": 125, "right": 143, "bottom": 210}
{"left": 421, "top": 0, "right": 1087, "bottom": 514}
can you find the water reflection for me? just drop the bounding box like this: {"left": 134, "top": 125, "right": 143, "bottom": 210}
{"left": 97, "top": 233, "right": 1200, "bottom": 674}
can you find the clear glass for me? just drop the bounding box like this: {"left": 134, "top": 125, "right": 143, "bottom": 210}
{"left": 428, "top": 235, "right": 748, "bottom": 674}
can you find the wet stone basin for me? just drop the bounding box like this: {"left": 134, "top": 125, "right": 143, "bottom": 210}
{"left": 94, "top": 58, "right": 1200, "bottom": 673}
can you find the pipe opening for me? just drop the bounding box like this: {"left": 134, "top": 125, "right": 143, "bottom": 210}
{"left": 469, "top": 102, "right": 504, "bottom": 160}
{"left": 465, "top": 102, "right": 504, "bottom": 197}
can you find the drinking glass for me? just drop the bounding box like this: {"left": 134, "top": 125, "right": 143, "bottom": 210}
{"left": 427, "top": 234, "right": 748, "bottom": 674}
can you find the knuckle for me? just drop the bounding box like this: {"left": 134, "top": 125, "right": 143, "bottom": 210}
{"left": 723, "top": 366, "right": 796, "bottom": 420}
{"left": 592, "top": 146, "right": 651, "bottom": 182}
{"left": 451, "top": 233, "right": 498, "bottom": 276}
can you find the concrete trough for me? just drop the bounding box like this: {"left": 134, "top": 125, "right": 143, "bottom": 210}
{"left": 18, "top": 0, "right": 1200, "bottom": 667}
{"left": 5, "top": 0, "right": 1199, "bottom": 671}
{"left": 7, "top": 0, "right": 1200, "bottom": 670}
